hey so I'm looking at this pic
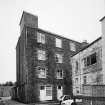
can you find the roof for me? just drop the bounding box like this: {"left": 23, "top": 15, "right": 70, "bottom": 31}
{"left": 29, "top": 26, "right": 82, "bottom": 44}
{"left": 72, "top": 36, "right": 102, "bottom": 57}
{"left": 100, "top": 16, "right": 105, "bottom": 21}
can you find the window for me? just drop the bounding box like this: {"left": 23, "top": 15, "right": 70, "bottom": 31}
{"left": 84, "top": 58, "right": 87, "bottom": 67}
{"left": 56, "top": 38, "right": 62, "bottom": 48}
{"left": 58, "top": 85, "right": 61, "bottom": 89}
{"left": 83, "top": 76, "right": 87, "bottom": 84}
{"left": 83, "top": 52, "right": 97, "bottom": 67}
{"left": 75, "top": 61, "right": 78, "bottom": 74}
{"left": 37, "top": 66, "right": 46, "bottom": 78}
{"left": 56, "top": 69, "right": 63, "bottom": 79}
{"left": 91, "top": 53, "right": 97, "bottom": 64}
{"left": 40, "top": 85, "right": 45, "bottom": 90}
{"left": 70, "top": 42, "right": 76, "bottom": 51}
{"left": 46, "top": 85, "right": 52, "bottom": 96}
{"left": 37, "top": 32, "right": 45, "bottom": 44}
{"left": 87, "top": 56, "right": 90, "bottom": 66}
{"left": 76, "top": 61, "right": 78, "bottom": 70}
{"left": 63, "top": 95, "right": 71, "bottom": 101}
{"left": 75, "top": 78, "right": 78, "bottom": 85}
{"left": 76, "top": 90, "right": 79, "bottom": 94}
{"left": 95, "top": 74, "right": 102, "bottom": 83}
{"left": 55, "top": 53, "right": 63, "bottom": 63}
{"left": 37, "top": 50, "right": 46, "bottom": 60}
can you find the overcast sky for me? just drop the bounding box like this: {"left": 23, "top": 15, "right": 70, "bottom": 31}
{"left": 0, "top": 0, "right": 104, "bottom": 83}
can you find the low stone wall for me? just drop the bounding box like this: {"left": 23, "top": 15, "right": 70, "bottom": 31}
{"left": 74, "top": 96, "right": 105, "bottom": 105}
{"left": 82, "top": 98, "right": 105, "bottom": 105}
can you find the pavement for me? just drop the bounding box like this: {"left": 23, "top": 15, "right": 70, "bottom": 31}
{"left": 0, "top": 97, "right": 60, "bottom": 105}
{"left": 0, "top": 99, "right": 83, "bottom": 105}
{"left": 0, "top": 97, "right": 27, "bottom": 105}
{"left": 3, "top": 100, "right": 60, "bottom": 105}
{"left": 5, "top": 100, "right": 27, "bottom": 105}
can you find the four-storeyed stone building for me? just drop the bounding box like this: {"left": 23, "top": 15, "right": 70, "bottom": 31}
{"left": 15, "top": 11, "right": 87, "bottom": 103}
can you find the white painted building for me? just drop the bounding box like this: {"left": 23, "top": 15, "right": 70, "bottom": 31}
{"left": 71, "top": 17, "right": 105, "bottom": 97}
{"left": 100, "top": 17, "right": 105, "bottom": 84}
{"left": 71, "top": 37, "right": 103, "bottom": 96}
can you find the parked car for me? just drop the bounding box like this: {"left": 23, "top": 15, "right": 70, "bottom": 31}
{"left": 60, "top": 95, "right": 73, "bottom": 105}
{"left": 60, "top": 95, "right": 82, "bottom": 105}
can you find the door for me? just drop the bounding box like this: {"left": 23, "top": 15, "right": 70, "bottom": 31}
{"left": 46, "top": 85, "right": 52, "bottom": 100}
{"left": 40, "top": 85, "right": 46, "bottom": 101}
{"left": 40, "top": 85, "right": 52, "bottom": 101}
{"left": 57, "top": 85, "right": 63, "bottom": 100}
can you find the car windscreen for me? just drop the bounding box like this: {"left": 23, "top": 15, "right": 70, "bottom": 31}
{"left": 63, "top": 96, "right": 71, "bottom": 101}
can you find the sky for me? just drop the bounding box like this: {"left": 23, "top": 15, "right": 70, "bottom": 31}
{"left": 0, "top": 0, "right": 104, "bottom": 83}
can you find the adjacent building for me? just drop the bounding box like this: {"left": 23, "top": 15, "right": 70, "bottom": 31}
{"left": 72, "top": 37, "right": 103, "bottom": 96}
{"left": 71, "top": 16, "right": 105, "bottom": 98}
{"left": 16, "top": 11, "right": 83, "bottom": 103}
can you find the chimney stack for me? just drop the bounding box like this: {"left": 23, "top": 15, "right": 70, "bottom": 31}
{"left": 81, "top": 40, "right": 88, "bottom": 48}
{"left": 19, "top": 11, "right": 38, "bottom": 33}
